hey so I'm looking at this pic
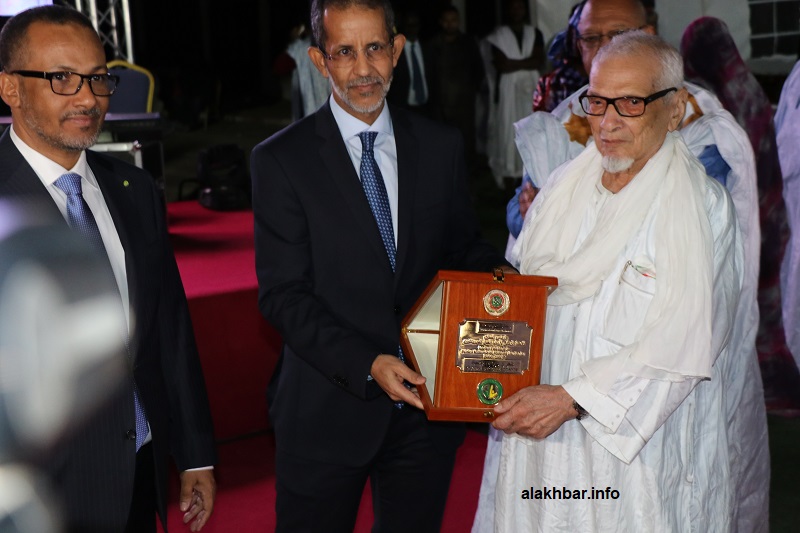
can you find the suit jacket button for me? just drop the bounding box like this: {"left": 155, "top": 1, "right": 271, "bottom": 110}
{"left": 126, "top": 429, "right": 137, "bottom": 441}
{"left": 394, "top": 306, "right": 401, "bottom": 314}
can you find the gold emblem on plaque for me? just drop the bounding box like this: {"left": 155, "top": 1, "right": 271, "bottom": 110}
{"left": 483, "top": 289, "right": 510, "bottom": 316}
{"left": 477, "top": 378, "right": 503, "bottom": 405}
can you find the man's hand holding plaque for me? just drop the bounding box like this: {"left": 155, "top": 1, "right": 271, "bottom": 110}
{"left": 492, "top": 385, "right": 576, "bottom": 438}
{"left": 371, "top": 354, "right": 425, "bottom": 409}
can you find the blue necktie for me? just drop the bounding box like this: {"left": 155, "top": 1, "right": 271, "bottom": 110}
{"left": 410, "top": 42, "right": 427, "bottom": 105}
{"left": 358, "top": 131, "right": 396, "bottom": 272}
{"left": 54, "top": 172, "right": 149, "bottom": 451}
{"left": 358, "top": 133, "right": 408, "bottom": 406}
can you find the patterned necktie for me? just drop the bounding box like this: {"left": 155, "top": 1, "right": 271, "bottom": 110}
{"left": 54, "top": 172, "right": 149, "bottom": 451}
{"left": 358, "top": 131, "right": 396, "bottom": 272}
{"left": 410, "top": 42, "right": 427, "bottom": 105}
{"left": 357, "top": 134, "right": 407, "bottom": 407}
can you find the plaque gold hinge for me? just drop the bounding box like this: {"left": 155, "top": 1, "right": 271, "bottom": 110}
{"left": 493, "top": 267, "right": 505, "bottom": 282}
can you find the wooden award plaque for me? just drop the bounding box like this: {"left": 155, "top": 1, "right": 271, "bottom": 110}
{"left": 400, "top": 269, "right": 557, "bottom": 423}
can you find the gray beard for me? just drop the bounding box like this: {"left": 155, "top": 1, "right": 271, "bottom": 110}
{"left": 23, "top": 106, "right": 102, "bottom": 153}
{"left": 330, "top": 74, "right": 392, "bottom": 115}
{"left": 602, "top": 156, "right": 635, "bottom": 174}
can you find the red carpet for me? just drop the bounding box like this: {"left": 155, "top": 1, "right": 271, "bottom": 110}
{"left": 168, "top": 201, "right": 258, "bottom": 299}
{"left": 166, "top": 202, "right": 488, "bottom": 531}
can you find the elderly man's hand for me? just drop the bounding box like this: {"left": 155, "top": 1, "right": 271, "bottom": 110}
{"left": 491, "top": 385, "right": 577, "bottom": 439}
{"left": 518, "top": 180, "right": 539, "bottom": 220}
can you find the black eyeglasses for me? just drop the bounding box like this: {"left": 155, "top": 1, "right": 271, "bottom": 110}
{"left": 318, "top": 40, "right": 394, "bottom": 69}
{"left": 10, "top": 70, "right": 120, "bottom": 96}
{"left": 576, "top": 26, "right": 647, "bottom": 50}
{"left": 579, "top": 87, "right": 677, "bottom": 117}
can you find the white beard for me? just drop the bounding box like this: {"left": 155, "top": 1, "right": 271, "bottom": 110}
{"left": 602, "top": 156, "right": 635, "bottom": 174}
{"left": 329, "top": 75, "right": 391, "bottom": 115}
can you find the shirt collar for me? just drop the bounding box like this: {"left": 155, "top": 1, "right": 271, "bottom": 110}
{"left": 329, "top": 94, "right": 394, "bottom": 141}
{"left": 10, "top": 125, "right": 95, "bottom": 190}
{"left": 596, "top": 178, "right": 615, "bottom": 196}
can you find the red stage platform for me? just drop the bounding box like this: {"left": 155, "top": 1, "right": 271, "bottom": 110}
{"left": 169, "top": 201, "right": 280, "bottom": 440}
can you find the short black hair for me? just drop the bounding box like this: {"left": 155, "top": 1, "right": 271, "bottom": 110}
{"left": 0, "top": 5, "right": 97, "bottom": 71}
{"left": 310, "top": 0, "right": 395, "bottom": 50}
{"left": 440, "top": 5, "right": 460, "bottom": 17}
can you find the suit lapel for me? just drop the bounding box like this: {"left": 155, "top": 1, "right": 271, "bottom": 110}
{"left": 86, "top": 151, "right": 141, "bottom": 344}
{"left": 391, "top": 106, "right": 418, "bottom": 282}
{"left": 315, "top": 102, "right": 394, "bottom": 271}
{"left": 0, "top": 129, "right": 65, "bottom": 223}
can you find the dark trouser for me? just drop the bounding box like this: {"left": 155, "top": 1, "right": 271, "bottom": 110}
{"left": 275, "top": 407, "right": 458, "bottom": 533}
{"left": 125, "top": 442, "right": 156, "bottom": 533}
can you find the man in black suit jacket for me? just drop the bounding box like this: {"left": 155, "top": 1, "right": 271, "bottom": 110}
{"left": 0, "top": 6, "right": 216, "bottom": 532}
{"left": 387, "top": 10, "right": 431, "bottom": 116}
{"left": 251, "top": 1, "right": 507, "bottom": 531}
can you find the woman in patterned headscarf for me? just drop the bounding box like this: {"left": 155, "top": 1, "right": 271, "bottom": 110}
{"left": 682, "top": 16, "right": 799, "bottom": 412}
{"left": 531, "top": 1, "right": 588, "bottom": 112}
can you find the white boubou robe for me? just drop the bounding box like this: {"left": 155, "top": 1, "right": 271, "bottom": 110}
{"left": 475, "top": 135, "right": 745, "bottom": 532}
{"left": 775, "top": 60, "right": 800, "bottom": 368}
{"left": 484, "top": 25, "right": 540, "bottom": 184}
{"left": 480, "top": 82, "right": 768, "bottom": 533}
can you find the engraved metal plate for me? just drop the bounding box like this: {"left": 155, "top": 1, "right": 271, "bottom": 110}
{"left": 456, "top": 319, "right": 532, "bottom": 374}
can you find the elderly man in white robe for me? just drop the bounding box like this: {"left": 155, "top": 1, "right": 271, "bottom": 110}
{"left": 480, "top": 32, "right": 744, "bottom": 532}
{"left": 476, "top": 2, "right": 769, "bottom": 531}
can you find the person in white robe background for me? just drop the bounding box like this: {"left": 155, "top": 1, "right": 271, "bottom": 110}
{"left": 473, "top": 31, "right": 765, "bottom": 532}
{"left": 483, "top": 0, "right": 544, "bottom": 189}
{"left": 286, "top": 34, "right": 331, "bottom": 121}
{"left": 276, "top": 22, "right": 332, "bottom": 123}
{"left": 775, "top": 59, "right": 800, "bottom": 371}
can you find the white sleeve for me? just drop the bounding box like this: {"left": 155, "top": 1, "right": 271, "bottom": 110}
{"left": 564, "top": 181, "right": 740, "bottom": 464}
{"left": 513, "top": 111, "right": 583, "bottom": 189}
{"left": 563, "top": 374, "right": 699, "bottom": 464}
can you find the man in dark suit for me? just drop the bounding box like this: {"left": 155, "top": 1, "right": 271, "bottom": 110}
{"left": 426, "top": 6, "right": 486, "bottom": 172}
{"left": 387, "top": 10, "right": 430, "bottom": 116}
{"left": 251, "top": 0, "right": 508, "bottom": 531}
{"left": 0, "top": 6, "right": 217, "bottom": 532}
